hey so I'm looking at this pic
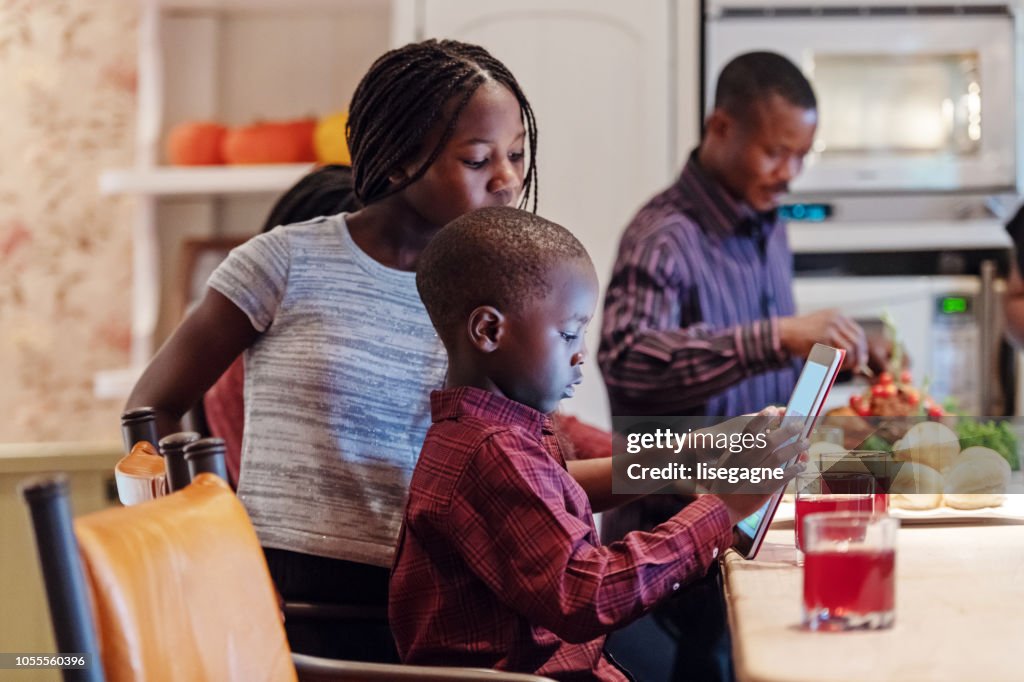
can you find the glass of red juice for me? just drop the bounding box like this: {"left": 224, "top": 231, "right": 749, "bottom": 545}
{"left": 803, "top": 512, "right": 897, "bottom": 631}
{"left": 794, "top": 471, "right": 874, "bottom": 551}
{"left": 818, "top": 450, "right": 893, "bottom": 515}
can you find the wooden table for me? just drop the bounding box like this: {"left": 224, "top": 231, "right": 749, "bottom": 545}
{"left": 723, "top": 515, "right": 1024, "bottom": 682}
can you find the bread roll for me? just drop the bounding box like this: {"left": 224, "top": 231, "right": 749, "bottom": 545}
{"left": 943, "top": 446, "right": 1010, "bottom": 509}
{"left": 893, "top": 422, "right": 960, "bottom": 473}
{"left": 943, "top": 494, "right": 1005, "bottom": 510}
{"left": 954, "top": 446, "right": 1013, "bottom": 475}
{"left": 889, "top": 461, "right": 944, "bottom": 510}
{"left": 890, "top": 494, "right": 942, "bottom": 511}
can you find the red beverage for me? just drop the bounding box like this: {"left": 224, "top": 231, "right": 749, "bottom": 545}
{"left": 818, "top": 451, "right": 892, "bottom": 516}
{"left": 803, "top": 549, "right": 895, "bottom": 620}
{"left": 871, "top": 471, "right": 893, "bottom": 514}
{"left": 795, "top": 496, "right": 873, "bottom": 550}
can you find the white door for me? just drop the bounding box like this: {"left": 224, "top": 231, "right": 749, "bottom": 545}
{"left": 394, "top": 0, "right": 678, "bottom": 428}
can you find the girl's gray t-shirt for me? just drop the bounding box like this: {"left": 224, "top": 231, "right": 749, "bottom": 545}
{"left": 207, "top": 213, "right": 448, "bottom": 567}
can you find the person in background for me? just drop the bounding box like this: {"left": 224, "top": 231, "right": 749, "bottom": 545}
{"left": 597, "top": 51, "right": 874, "bottom": 680}
{"left": 1002, "top": 203, "right": 1024, "bottom": 346}
{"left": 126, "top": 38, "right": 613, "bottom": 662}
{"left": 202, "top": 164, "right": 361, "bottom": 487}
{"left": 600, "top": 50, "right": 870, "bottom": 421}
{"left": 391, "top": 206, "right": 806, "bottom": 680}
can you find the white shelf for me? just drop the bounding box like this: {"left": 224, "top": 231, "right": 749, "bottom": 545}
{"left": 789, "top": 219, "right": 1013, "bottom": 254}
{"left": 157, "top": 0, "right": 382, "bottom": 12}
{"left": 99, "top": 164, "right": 316, "bottom": 196}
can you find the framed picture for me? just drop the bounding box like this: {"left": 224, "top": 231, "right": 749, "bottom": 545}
{"left": 177, "top": 237, "right": 248, "bottom": 320}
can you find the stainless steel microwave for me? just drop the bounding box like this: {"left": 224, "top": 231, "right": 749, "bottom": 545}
{"left": 704, "top": 1, "right": 1018, "bottom": 194}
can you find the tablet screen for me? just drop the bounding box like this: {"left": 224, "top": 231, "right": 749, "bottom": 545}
{"left": 736, "top": 502, "right": 766, "bottom": 539}
{"left": 782, "top": 360, "right": 827, "bottom": 421}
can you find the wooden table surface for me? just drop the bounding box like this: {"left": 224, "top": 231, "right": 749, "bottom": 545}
{"left": 723, "top": 513, "right": 1024, "bottom": 682}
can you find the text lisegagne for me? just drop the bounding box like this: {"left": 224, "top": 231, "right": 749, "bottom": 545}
{"left": 626, "top": 462, "right": 784, "bottom": 484}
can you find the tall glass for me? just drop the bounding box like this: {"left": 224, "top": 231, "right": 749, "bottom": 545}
{"left": 818, "top": 450, "right": 893, "bottom": 514}
{"left": 803, "top": 513, "right": 898, "bottom": 631}
{"left": 794, "top": 471, "right": 874, "bottom": 551}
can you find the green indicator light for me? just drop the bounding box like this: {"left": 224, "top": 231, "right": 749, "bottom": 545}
{"left": 942, "top": 297, "right": 967, "bottom": 314}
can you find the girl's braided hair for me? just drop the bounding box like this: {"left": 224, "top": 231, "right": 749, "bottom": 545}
{"left": 346, "top": 39, "right": 538, "bottom": 211}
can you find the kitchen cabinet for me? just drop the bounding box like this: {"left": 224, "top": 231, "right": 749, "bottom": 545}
{"left": 96, "top": 0, "right": 391, "bottom": 398}
{"left": 395, "top": 0, "right": 702, "bottom": 428}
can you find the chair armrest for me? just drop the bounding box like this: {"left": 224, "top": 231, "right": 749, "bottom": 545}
{"left": 282, "top": 601, "right": 386, "bottom": 621}
{"left": 292, "top": 653, "right": 557, "bottom": 681}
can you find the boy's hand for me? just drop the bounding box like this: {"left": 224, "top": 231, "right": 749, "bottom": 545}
{"left": 702, "top": 408, "right": 808, "bottom": 525}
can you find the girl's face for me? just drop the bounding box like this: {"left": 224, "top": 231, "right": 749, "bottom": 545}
{"left": 397, "top": 81, "right": 526, "bottom": 227}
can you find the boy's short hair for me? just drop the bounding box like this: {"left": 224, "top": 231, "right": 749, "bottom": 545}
{"left": 416, "top": 206, "right": 589, "bottom": 338}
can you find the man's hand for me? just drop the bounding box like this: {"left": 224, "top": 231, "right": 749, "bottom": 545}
{"left": 779, "top": 309, "right": 867, "bottom": 370}
{"left": 865, "top": 332, "right": 911, "bottom": 376}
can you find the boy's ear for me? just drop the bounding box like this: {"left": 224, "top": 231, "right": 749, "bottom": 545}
{"left": 467, "top": 305, "right": 505, "bottom": 353}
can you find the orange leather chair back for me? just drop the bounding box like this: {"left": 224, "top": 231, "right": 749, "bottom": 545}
{"left": 74, "top": 473, "right": 296, "bottom": 681}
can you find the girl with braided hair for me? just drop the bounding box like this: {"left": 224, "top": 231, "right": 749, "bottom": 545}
{"left": 127, "top": 38, "right": 541, "bottom": 662}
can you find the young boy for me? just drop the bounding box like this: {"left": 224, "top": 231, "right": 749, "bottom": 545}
{"left": 390, "top": 206, "right": 797, "bottom": 680}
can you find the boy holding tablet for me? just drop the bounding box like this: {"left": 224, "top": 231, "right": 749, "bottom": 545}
{"left": 389, "top": 207, "right": 805, "bottom": 680}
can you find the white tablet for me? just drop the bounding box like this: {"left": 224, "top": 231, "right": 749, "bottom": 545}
{"left": 732, "top": 343, "right": 846, "bottom": 559}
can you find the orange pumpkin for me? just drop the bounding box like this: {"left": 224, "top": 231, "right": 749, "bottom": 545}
{"left": 287, "top": 118, "right": 318, "bottom": 162}
{"left": 166, "top": 121, "right": 227, "bottom": 165}
{"left": 221, "top": 118, "right": 318, "bottom": 165}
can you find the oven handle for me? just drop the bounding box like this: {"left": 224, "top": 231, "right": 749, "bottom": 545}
{"left": 980, "top": 259, "right": 997, "bottom": 415}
